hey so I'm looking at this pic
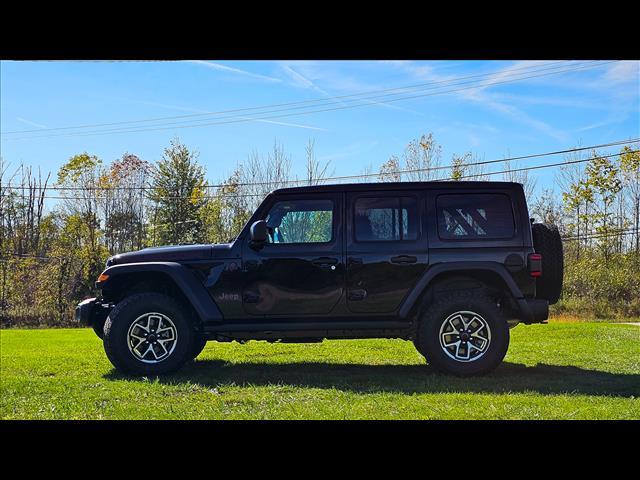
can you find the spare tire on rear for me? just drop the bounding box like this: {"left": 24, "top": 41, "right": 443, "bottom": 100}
{"left": 531, "top": 223, "right": 564, "bottom": 304}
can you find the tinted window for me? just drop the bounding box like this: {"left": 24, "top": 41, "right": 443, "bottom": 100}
{"left": 354, "top": 197, "right": 418, "bottom": 242}
{"left": 265, "top": 199, "right": 333, "bottom": 244}
{"left": 437, "top": 194, "right": 514, "bottom": 239}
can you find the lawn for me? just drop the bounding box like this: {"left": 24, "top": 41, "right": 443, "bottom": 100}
{"left": 1, "top": 322, "right": 638, "bottom": 419}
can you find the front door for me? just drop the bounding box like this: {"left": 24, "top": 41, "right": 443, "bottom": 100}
{"left": 241, "top": 193, "right": 344, "bottom": 316}
{"left": 346, "top": 192, "right": 428, "bottom": 314}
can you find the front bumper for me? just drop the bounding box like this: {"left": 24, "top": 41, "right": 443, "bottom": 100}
{"left": 75, "top": 298, "right": 112, "bottom": 326}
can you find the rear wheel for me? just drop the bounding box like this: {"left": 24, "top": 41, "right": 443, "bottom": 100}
{"left": 103, "top": 293, "right": 194, "bottom": 376}
{"left": 414, "top": 291, "right": 509, "bottom": 376}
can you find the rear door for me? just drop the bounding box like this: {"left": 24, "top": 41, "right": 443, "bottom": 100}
{"left": 345, "top": 191, "right": 428, "bottom": 314}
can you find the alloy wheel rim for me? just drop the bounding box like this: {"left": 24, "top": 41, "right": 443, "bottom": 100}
{"left": 127, "top": 313, "right": 178, "bottom": 364}
{"left": 438, "top": 310, "right": 491, "bottom": 362}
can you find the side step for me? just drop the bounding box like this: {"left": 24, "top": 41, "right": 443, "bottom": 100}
{"left": 202, "top": 320, "right": 413, "bottom": 341}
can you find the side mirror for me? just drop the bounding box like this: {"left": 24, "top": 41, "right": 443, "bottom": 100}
{"left": 249, "top": 220, "right": 268, "bottom": 249}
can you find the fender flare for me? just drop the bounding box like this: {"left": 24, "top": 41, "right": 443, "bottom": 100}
{"left": 97, "top": 262, "right": 223, "bottom": 323}
{"left": 398, "top": 262, "right": 527, "bottom": 319}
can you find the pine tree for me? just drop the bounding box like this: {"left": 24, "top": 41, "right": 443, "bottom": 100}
{"left": 149, "top": 139, "right": 207, "bottom": 245}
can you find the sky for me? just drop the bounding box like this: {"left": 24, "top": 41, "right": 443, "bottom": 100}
{"left": 1, "top": 60, "right": 639, "bottom": 199}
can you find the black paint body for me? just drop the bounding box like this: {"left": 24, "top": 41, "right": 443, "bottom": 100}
{"left": 89, "top": 181, "right": 545, "bottom": 340}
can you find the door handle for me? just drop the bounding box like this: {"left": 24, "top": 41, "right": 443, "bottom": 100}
{"left": 390, "top": 255, "right": 417, "bottom": 264}
{"left": 312, "top": 257, "right": 338, "bottom": 267}
{"left": 348, "top": 289, "right": 367, "bottom": 301}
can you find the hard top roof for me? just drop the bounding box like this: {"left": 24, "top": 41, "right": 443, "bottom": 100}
{"left": 270, "top": 181, "right": 523, "bottom": 195}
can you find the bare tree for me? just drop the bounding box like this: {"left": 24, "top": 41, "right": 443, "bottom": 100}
{"left": 241, "top": 141, "right": 293, "bottom": 211}
{"left": 304, "top": 139, "right": 333, "bottom": 186}
{"left": 378, "top": 156, "right": 402, "bottom": 182}
{"left": 403, "top": 133, "right": 443, "bottom": 181}
{"left": 503, "top": 159, "right": 537, "bottom": 200}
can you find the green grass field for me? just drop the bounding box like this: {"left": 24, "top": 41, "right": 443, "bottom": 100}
{"left": 1, "top": 322, "right": 638, "bottom": 419}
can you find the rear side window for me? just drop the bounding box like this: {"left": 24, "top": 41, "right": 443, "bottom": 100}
{"left": 436, "top": 193, "right": 514, "bottom": 240}
{"left": 354, "top": 197, "right": 418, "bottom": 242}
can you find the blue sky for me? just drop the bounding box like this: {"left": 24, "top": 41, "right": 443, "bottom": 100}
{"left": 1, "top": 60, "right": 638, "bottom": 197}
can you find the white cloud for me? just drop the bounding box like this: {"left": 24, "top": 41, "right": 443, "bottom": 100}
{"left": 235, "top": 115, "right": 327, "bottom": 131}
{"left": 278, "top": 64, "right": 331, "bottom": 97}
{"left": 16, "top": 117, "right": 49, "bottom": 129}
{"left": 186, "top": 61, "right": 282, "bottom": 83}
{"left": 277, "top": 61, "right": 423, "bottom": 115}
{"left": 602, "top": 61, "right": 639, "bottom": 84}
{"left": 116, "top": 97, "right": 326, "bottom": 132}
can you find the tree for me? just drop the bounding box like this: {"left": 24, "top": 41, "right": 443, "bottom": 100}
{"left": 620, "top": 145, "right": 640, "bottom": 254}
{"left": 584, "top": 151, "right": 622, "bottom": 261}
{"left": 304, "top": 139, "right": 333, "bottom": 186}
{"left": 503, "top": 159, "right": 537, "bottom": 201}
{"left": 450, "top": 153, "right": 469, "bottom": 181}
{"left": 200, "top": 169, "right": 251, "bottom": 244}
{"left": 240, "top": 141, "right": 292, "bottom": 212}
{"left": 148, "top": 139, "right": 207, "bottom": 245}
{"left": 403, "top": 133, "right": 443, "bottom": 181}
{"left": 100, "top": 153, "right": 152, "bottom": 253}
{"left": 56, "top": 153, "right": 105, "bottom": 285}
{"left": 379, "top": 156, "right": 401, "bottom": 182}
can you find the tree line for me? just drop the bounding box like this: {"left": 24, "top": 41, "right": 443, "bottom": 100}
{"left": 1, "top": 134, "right": 638, "bottom": 326}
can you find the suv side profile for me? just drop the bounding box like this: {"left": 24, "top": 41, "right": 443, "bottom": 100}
{"left": 76, "top": 181, "right": 563, "bottom": 376}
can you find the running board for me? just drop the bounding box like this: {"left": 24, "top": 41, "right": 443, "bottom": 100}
{"left": 202, "top": 320, "right": 412, "bottom": 341}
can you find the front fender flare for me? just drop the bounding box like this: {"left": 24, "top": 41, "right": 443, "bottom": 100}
{"left": 97, "top": 262, "right": 223, "bottom": 323}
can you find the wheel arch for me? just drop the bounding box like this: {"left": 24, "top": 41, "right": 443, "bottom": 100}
{"left": 98, "top": 262, "right": 223, "bottom": 325}
{"left": 399, "top": 262, "right": 525, "bottom": 320}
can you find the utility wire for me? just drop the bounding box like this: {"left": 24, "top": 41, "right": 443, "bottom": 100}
{"left": 1, "top": 60, "right": 593, "bottom": 135}
{"left": 2, "top": 138, "right": 638, "bottom": 193}
{"left": 4, "top": 62, "right": 615, "bottom": 141}
{"left": 1, "top": 149, "right": 638, "bottom": 201}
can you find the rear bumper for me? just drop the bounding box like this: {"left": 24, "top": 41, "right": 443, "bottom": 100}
{"left": 517, "top": 298, "right": 549, "bottom": 324}
{"left": 75, "top": 298, "right": 112, "bottom": 326}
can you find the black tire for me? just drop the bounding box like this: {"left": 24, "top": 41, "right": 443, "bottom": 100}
{"left": 414, "top": 291, "right": 510, "bottom": 376}
{"left": 189, "top": 335, "right": 208, "bottom": 361}
{"left": 531, "top": 223, "right": 564, "bottom": 304}
{"left": 103, "top": 293, "right": 194, "bottom": 376}
{"left": 92, "top": 318, "right": 105, "bottom": 340}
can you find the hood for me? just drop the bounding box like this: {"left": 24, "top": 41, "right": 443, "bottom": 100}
{"left": 107, "top": 243, "right": 234, "bottom": 266}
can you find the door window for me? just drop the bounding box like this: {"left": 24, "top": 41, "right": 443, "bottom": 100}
{"left": 354, "top": 197, "right": 418, "bottom": 242}
{"left": 265, "top": 199, "right": 333, "bottom": 244}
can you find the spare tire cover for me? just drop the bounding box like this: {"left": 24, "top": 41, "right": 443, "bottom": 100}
{"left": 531, "top": 223, "right": 564, "bottom": 304}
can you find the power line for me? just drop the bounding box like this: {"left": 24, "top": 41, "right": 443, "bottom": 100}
{"left": 1, "top": 60, "right": 593, "bottom": 136}
{"left": 1, "top": 149, "right": 639, "bottom": 201}
{"left": 4, "top": 62, "right": 615, "bottom": 141}
{"left": 2, "top": 138, "right": 638, "bottom": 194}
{"left": 436, "top": 150, "right": 640, "bottom": 181}
{"left": 562, "top": 230, "right": 638, "bottom": 241}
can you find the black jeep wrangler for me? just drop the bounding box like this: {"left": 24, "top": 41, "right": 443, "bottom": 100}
{"left": 76, "top": 181, "right": 563, "bottom": 376}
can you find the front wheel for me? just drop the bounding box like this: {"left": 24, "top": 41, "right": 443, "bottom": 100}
{"left": 103, "top": 293, "right": 195, "bottom": 376}
{"left": 414, "top": 291, "right": 509, "bottom": 376}
{"left": 189, "top": 335, "right": 208, "bottom": 361}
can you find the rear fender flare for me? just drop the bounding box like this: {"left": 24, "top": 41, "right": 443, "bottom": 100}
{"left": 398, "top": 262, "right": 526, "bottom": 319}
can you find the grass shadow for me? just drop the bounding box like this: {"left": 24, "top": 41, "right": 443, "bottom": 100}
{"left": 104, "top": 359, "right": 640, "bottom": 398}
